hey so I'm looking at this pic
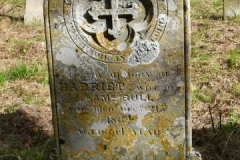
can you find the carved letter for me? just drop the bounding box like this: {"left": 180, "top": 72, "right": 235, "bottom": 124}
{"left": 123, "top": 95, "right": 129, "bottom": 101}
{"left": 106, "top": 82, "right": 114, "bottom": 90}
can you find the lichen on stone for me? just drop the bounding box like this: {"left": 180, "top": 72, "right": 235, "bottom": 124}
{"left": 128, "top": 41, "right": 160, "bottom": 66}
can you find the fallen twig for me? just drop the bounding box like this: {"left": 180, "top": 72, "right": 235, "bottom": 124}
{"left": 219, "top": 111, "right": 222, "bottom": 130}
{"left": 209, "top": 104, "right": 216, "bottom": 133}
{"left": 0, "top": 4, "right": 21, "bottom": 16}
{"left": 222, "top": 129, "right": 236, "bottom": 158}
{"left": 0, "top": 154, "right": 19, "bottom": 159}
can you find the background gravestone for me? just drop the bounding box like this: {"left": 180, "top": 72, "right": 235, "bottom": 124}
{"left": 224, "top": 0, "right": 240, "bottom": 19}
{"left": 45, "top": 0, "right": 199, "bottom": 159}
{"left": 24, "top": 0, "right": 44, "bottom": 24}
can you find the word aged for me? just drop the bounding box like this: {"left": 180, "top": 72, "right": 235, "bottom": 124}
{"left": 78, "top": 128, "right": 162, "bottom": 136}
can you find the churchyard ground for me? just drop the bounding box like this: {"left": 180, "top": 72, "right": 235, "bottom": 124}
{"left": 0, "top": 0, "right": 239, "bottom": 159}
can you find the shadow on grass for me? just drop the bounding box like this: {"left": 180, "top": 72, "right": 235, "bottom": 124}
{"left": 193, "top": 125, "right": 240, "bottom": 160}
{"left": 1, "top": 107, "right": 239, "bottom": 160}
{"left": 0, "top": 107, "right": 53, "bottom": 160}
{"left": 0, "top": 15, "right": 24, "bottom": 22}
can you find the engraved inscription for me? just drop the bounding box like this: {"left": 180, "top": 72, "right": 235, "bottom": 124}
{"left": 69, "top": 106, "right": 115, "bottom": 114}
{"left": 68, "top": 104, "right": 167, "bottom": 114}
{"left": 122, "top": 94, "right": 155, "bottom": 101}
{"left": 57, "top": 67, "right": 172, "bottom": 79}
{"left": 59, "top": 82, "right": 125, "bottom": 91}
{"left": 77, "top": 128, "right": 162, "bottom": 136}
{"left": 93, "top": 95, "right": 112, "bottom": 102}
{"left": 107, "top": 115, "right": 136, "bottom": 124}
{"left": 58, "top": 82, "right": 175, "bottom": 93}
{"left": 135, "top": 85, "right": 173, "bottom": 91}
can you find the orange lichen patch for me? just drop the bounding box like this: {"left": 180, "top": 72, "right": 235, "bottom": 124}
{"left": 115, "top": 128, "right": 137, "bottom": 148}
{"left": 149, "top": 150, "right": 158, "bottom": 158}
{"left": 142, "top": 113, "right": 154, "bottom": 126}
{"left": 97, "top": 126, "right": 136, "bottom": 156}
{"left": 61, "top": 144, "right": 72, "bottom": 158}
{"left": 57, "top": 111, "right": 77, "bottom": 131}
{"left": 72, "top": 149, "right": 95, "bottom": 159}
{"left": 63, "top": 2, "right": 72, "bottom": 13}
{"left": 61, "top": 144, "right": 96, "bottom": 159}
{"left": 95, "top": 33, "right": 132, "bottom": 53}
{"left": 148, "top": 139, "right": 156, "bottom": 145}
{"left": 154, "top": 114, "right": 177, "bottom": 148}
{"left": 177, "top": 144, "right": 185, "bottom": 158}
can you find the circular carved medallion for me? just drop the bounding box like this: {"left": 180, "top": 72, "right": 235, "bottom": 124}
{"left": 64, "top": 0, "right": 168, "bottom": 63}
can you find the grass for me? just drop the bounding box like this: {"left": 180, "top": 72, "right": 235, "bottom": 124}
{"left": 233, "top": 83, "right": 240, "bottom": 98}
{"left": 0, "top": 62, "right": 48, "bottom": 86}
{"left": 0, "top": 0, "right": 24, "bottom": 18}
{"left": 193, "top": 89, "right": 212, "bottom": 103}
{"left": 0, "top": 108, "right": 53, "bottom": 160}
{"left": 191, "top": 0, "right": 240, "bottom": 159}
{"left": 0, "top": 146, "right": 49, "bottom": 160}
{"left": 2, "top": 0, "right": 25, "bottom": 3}
{"left": 229, "top": 49, "right": 240, "bottom": 68}
{"left": 230, "top": 112, "right": 240, "bottom": 126}
{"left": 0, "top": 1, "right": 53, "bottom": 159}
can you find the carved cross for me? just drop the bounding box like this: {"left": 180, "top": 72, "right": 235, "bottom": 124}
{"left": 88, "top": 0, "right": 139, "bottom": 39}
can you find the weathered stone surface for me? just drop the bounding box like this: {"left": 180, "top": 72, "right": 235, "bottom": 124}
{"left": 224, "top": 0, "right": 240, "bottom": 18}
{"left": 44, "top": 0, "right": 193, "bottom": 159}
{"left": 24, "top": 0, "right": 44, "bottom": 24}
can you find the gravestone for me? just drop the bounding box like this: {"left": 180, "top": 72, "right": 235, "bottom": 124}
{"left": 24, "top": 0, "right": 44, "bottom": 24}
{"left": 44, "top": 0, "right": 200, "bottom": 159}
{"left": 224, "top": 0, "right": 240, "bottom": 19}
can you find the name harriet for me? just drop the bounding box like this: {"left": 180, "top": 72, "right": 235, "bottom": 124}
{"left": 59, "top": 82, "right": 125, "bottom": 92}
